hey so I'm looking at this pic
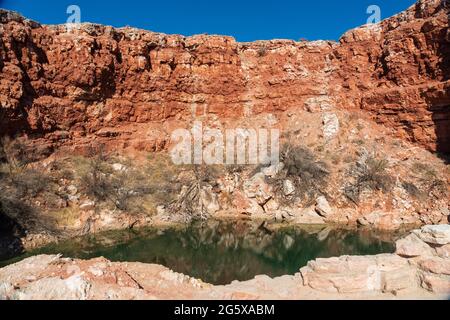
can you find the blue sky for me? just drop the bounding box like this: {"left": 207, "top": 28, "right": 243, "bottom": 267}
{"left": 0, "top": 0, "right": 417, "bottom": 41}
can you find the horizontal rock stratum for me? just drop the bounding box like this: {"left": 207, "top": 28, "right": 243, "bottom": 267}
{"left": 0, "top": 0, "right": 449, "bottom": 156}
{"left": 0, "top": 225, "right": 449, "bottom": 299}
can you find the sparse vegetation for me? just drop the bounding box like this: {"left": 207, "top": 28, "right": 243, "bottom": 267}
{"left": 0, "top": 137, "right": 56, "bottom": 219}
{"left": 166, "top": 165, "right": 221, "bottom": 222}
{"left": 257, "top": 45, "right": 268, "bottom": 57}
{"left": 411, "top": 162, "right": 447, "bottom": 199}
{"left": 267, "top": 144, "right": 330, "bottom": 205}
{"left": 344, "top": 153, "right": 394, "bottom": 203}
{"left": 401, "top": 181, "right": 425, "bottom": 200}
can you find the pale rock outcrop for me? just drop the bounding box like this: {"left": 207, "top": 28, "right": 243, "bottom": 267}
{"left": 292, "top": 207, "right": 326, "bottom": 225}
{"left": 396, "top": 233, "right": 436, "bottom": 257}
{"left": 322, "top": 113, "right": 340, "bottom": 140}
{"left": 243, "top": 173, "right": 273, "bottom": 205}
{"left": 199, "top": 185, "right": 220, "bottom": 215}
{"left": 357, "top": 211, "right": 402, "bottom": 230}
{"left": 314, "top": 196, "right": 333, "bottom": 218}
{"left": 301, "top": 224, "right": 450, "bottom": 295}
{"left": 414, "top": 225, "right": 450, "bottom": 245}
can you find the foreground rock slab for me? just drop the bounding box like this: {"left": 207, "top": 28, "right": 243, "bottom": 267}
{"left": 0, "top": 225, "right": 449, "bottom": 300}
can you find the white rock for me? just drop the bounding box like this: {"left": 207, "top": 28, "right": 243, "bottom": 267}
{"left": 67, "top": 185, "right": 78, "bottom": 196}
{"left": 79, "top": 200, "right": 95, "bottom": 211}
{"left": 261, "top": 162, "right": 284, "bottom": 177}
{"left": 200, "top": 186, "right": 220, "bottom": 215}
{"left": 315, "top": 196, "right": 333, "bottom": 217}
{"left": 395, "top": 233, "right": 434, "bottom": 257}
{"left": 243, "top": 173, "right": 273, "bottom": 205}
{"left": 264, "top": 198, "right": 279, "bottom": 213}
{"left": 292, "top": 207, "right": 325, "bottom": 224}
{"left": 156, "top": 205, "right": 166, "bottom": 216}
{"left": 322, "top": 113, "right": 340, "bottom": 140}
{"left": 282, "top": 179, "right": 296, "bottom": 196}
{"left": 112, "top": 163, "right": 127, "bottom": 172}
{"left": 414, "top": 225, "right": 450, "bottom": 245}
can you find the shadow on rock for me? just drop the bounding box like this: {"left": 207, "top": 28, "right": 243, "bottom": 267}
{"left": 0, "top": 211, "right": 25, "bottom": 261}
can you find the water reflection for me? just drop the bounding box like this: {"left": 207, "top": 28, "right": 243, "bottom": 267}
{"left": 1, "top": 220, "right": 407, "bottom": 285}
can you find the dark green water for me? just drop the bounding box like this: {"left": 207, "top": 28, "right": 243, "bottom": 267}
{"left": 0, "top": 220, "right": 405, "bottom": 285}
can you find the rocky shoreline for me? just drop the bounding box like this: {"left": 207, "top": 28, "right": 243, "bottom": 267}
{"left": 0, "top": 224, "right": 449, "bottom": 300}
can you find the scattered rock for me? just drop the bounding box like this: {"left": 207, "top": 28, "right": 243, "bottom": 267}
{"left": 315, "top": 196, "right": 333, "bottom": 218}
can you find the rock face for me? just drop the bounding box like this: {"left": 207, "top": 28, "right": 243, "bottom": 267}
{"left": 300, "top": 224, "right": 450, "bottom": 295}
{"left": 0, "top": 225, "right": 449, "bottom": 300}
{"left": 0, "top": 0, "right": 449, "bottom": 155}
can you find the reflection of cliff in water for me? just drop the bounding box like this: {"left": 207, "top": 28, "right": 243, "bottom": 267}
{"left": 3, "top": 220, "right": 405, "bottom": 285}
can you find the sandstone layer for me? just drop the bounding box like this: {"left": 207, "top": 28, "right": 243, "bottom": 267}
{"left": 0, "top": 0, "right": 449, "bottom": 156}
{"left": 0, "top": 224, "right": 449, "bottom": 300}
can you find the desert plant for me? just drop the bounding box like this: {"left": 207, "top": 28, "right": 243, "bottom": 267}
{"left": 411, "top": 162, "right": 447, "bottom": 198}
{"left": 267, "top": 144, "right": 330, "bottom": 204}
{"left": 257, "top": 45, "right": 268, "bottom": 57}
{"left": 0, "top": 137, "right": 34, "bottom": 173}
{"left": 344, "top": 153, "right": 394, "bottom": 203}
{"left": 401, "top": 181, "right": 425, "bottom": 200}
{"left": 77, "top": 150, "right": 153, "bottom": 213}
{"left": 166, "top": 165, "right": 220, "bottom": 222}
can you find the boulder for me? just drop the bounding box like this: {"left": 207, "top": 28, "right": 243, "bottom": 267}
{"left": 261, "top": 162, "right": 284, "bottom": 177}
{"left": 263, "top": 198, "right": 279, "bottom": 213}
{"left": 436, "top": 244, "right": 450, "bottom": 258}
{"left": 395, "top": 233, "right": 435, "bottom": 257}
{"left": 112, "top": 163, "right": 127, "bottom": 172}
{"left": 199, "top": 186, "right": 220, "bottom": 215}
{"left": 315, "top": 196, "right": 333, "bottom": 218}
{"left": 66, "top": 185, "right": 78, "bottom": 196}
{"left": 418, "top": 257, "right": 450, "bottom": 276}
{"left": 414, "top": 225, "right": 450, "bottom": 245}
{"left": 357, "top": 211, "right": 402, "bottom": 230}
{"left": 419, "top": 273, "right": 450, "bottom": 294}
{"left": 292, "top": 207, "right": 325, "bottom": 224}
{"left": 300, "top": 254, "right": 417, "bottom": 294}
{"left": 243, "top": 173, "right": 273, "bottom": 205}
{"left": 282, "top": 179, "right": 296, "bottom": 196}
{"left": 232, "top": 191, "right": 265, "bottom": 217}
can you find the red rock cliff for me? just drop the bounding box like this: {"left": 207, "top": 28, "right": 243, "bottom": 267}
{"left": 0, "top": 0, "right": 449, "bottom": 155}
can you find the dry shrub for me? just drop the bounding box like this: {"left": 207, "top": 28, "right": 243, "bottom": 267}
{"left": 166, "top": 165, "right": 221, "bottom": 222}
{"left": 0, "top": 137, "right": 56, "bottom": 219}
{"left": 411, "top": 162, "right": 447, "bottom": 198}
{"left": 76, "top": 153, "right": 153, "bottom": 213}
{"left": 344, "top": 153, "right": 394, "bottom": 203}
{"left": 267, "top": 144, "right": 330, "bottom": 205}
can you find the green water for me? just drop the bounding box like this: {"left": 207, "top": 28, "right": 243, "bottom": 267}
{"left": 0, "top": 220, "right": 405, "bottom": 285}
